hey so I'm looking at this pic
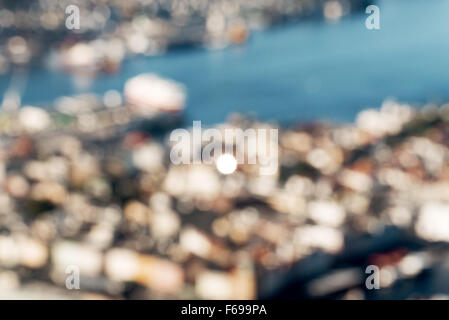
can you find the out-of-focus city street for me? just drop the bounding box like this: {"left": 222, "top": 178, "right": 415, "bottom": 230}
{"left": 1, "top": 0, "right": 449, "bottom": 300}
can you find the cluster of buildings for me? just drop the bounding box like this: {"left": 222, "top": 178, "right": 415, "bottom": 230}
{"left": 0, "top": 0, "right": 369, "bottom": 74}
{"left": 0, "top": 95, "right": 448, "bottom": 299}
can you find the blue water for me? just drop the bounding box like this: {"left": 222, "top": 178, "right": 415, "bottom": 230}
{"left": 1, "top": 0, "right": 449, "bottom": 125}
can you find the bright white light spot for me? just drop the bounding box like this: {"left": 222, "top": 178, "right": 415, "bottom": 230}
{"left": 216, "top": 154, "right": 237, "bottom": 175}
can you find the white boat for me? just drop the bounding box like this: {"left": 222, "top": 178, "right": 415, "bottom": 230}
{"left": 124, "top": 73, "right": 186, "bottom": 115}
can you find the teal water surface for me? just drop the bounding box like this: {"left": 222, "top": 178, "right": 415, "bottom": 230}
{"left": 1, "top": 0, "right": 449, "bottom": 125}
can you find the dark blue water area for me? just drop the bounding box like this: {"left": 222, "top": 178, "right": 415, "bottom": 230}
{"left": 1, "top": 0, "right": 449, "bottom": 126}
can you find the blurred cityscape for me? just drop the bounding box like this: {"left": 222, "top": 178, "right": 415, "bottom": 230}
{"left": 1, "top": 0, "right": 449, "bottom": 300}
{"left": 0, "top": 0, "right": 369, "bottom": 66}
